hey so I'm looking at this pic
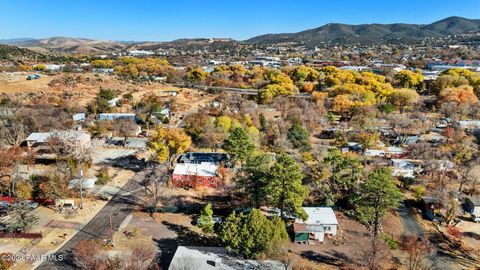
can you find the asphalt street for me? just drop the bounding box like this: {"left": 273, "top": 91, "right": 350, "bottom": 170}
{"left": 36, "top": 172, "right": 143, "bottom": 270}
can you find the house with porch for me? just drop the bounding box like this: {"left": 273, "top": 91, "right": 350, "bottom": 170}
{"left": 293, "top": 207, "right": 338, "bottom": 244}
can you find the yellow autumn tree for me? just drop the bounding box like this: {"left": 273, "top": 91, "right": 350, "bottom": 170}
{"left": 148, "top": 126, "right": 192, "bottom": 168}
{"left": 15, "top": 181, "right": 33, "bottom": 200}
{"left": 215, "top": 116, "right": 232, "bottom": 132}
{"left": 388, "top": 88, "right": 420, "bottom": 112}
{"left": 333, "top": 95, "right": 355, "bottom": 117}
{"left": 394, "top": 70, "right": 424, "bottom": 88}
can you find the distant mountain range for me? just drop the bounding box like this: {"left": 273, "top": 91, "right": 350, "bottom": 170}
{"left": 0, "top": 37, "right": 129, "bottom": 54}
{"left": 1, "top": 16, "right": 479, "bottom": 54}
{"left": 246, "top": 16, "right": 480, "bottom": 45}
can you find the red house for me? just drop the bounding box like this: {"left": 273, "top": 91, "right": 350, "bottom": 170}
{"left": 172, "top": 162, "right": 221, "bottom": 188}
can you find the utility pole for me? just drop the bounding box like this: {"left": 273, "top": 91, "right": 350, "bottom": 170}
{"left": 79, "top": 169, "right": 84, "bottom": 209}
{"left": 109, "top": 215, "right": 113, "bottom": 246}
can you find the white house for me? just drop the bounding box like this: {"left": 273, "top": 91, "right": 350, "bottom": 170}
{"left": 294, "top": 207, "right": 338, "bottom": 244}
{"left": 98, "top": 113, "right": 136, "bottom": 121}
{"left": 459, "top": 120, "right": 480, "bottom": 130}
{"left": 364, "top": 149, "right": 386, "bottom": 157}
{"left": 386, "top": 146, "right": 404, "bottom": 156}
{"left": 72, "top": 113, "right": 86, "bottom": 122}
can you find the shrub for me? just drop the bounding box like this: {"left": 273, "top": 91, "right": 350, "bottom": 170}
{"left": 97, "top": 167, "right": 111, "bottom": 185}
{"left": 400, "top": 176, "right": 416, "bottom": 189}
{"left": 410, "top": 185, "right": 425, "bottom": 201}
{"left": 382, "top": 234, "right": 399, "bottom": 250}
{"left": 378, "top": 103, "right": 395, "bottom": 114}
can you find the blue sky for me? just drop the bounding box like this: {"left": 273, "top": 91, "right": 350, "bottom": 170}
{"left": 0, "top": 0, "right": 479, "bottom": 41}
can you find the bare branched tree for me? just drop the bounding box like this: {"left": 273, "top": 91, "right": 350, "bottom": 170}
{"left": 141, "top": 164, "right": 170, "bottom": 218}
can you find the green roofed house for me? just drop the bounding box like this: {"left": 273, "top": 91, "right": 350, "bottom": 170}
{"left": 294, "top": 207, "right": 338, "bottom": 244}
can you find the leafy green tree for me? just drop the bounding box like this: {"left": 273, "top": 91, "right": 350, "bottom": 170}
{"left": 259, "top": 113, "right": 268, "bottom": 131}
{"left": 6, "top": 203, "right": 39, "bottom": 233}
{"left": 219, "top": 209, "right": 288, "bottom": 259}
{"left": 287, "top": 123, "right": 311, "bottom": 151}
{"left": 98, "top": 88, "right": 116, "bottom": 100}
{"left": 223, "top": 127, "right": 255, "bottom": 164}
{"left": 197, "top": 203, "right": 214, "bottom": 234}
{"left": 135, "top": 94, "right": 164, "bottom": 128}
{"left": 90, "top": 88, "right": 117, "bottom": 114}
{"left": 238, "top": 154, "right": 273, "bottom": 208}
{"left": 353, "top": 167, "right": 402, "bottom": 265}
{"left": 269, "top": 154, "right": 308, "bottom": 220}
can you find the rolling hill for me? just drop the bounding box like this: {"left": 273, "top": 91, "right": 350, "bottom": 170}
{"left": 1, "top": 16, "right": 480, "bottom": 53}
{"left": 246, "top": 16, "right": 480, "bottom": 45}
{"left": 0, "top": 37, "right": 128, "bottom": 54}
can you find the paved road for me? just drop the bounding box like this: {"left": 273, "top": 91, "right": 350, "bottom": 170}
{"left": 397, "top": 202, "right": 424, "bottom": 236}
{"left": 35, "top": 173, "right": 143, "bottom": 269}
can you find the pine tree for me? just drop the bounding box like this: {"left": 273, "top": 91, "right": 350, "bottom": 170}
{"left": 259, "top": 113, "right": 268, "bottom": 131}
{"left": 353, "top": 167, "right": 402, "bottom": 266}
{"left": 238, "top": 154, "right": 272, "bottom": 208}
{"left": 287, "top": 123, "right": 312, "bottom": 151}
{"left": 268, "top": 154, "right": 309, "bottom": 220}
{"left": 222, "top": 127, "right": 255, "bottom": 163}
{"left": 197, "top": 203, "right": 214, "bottom": 234}
{"left": 6, "top": 203, "right": 39, "bottom": 233}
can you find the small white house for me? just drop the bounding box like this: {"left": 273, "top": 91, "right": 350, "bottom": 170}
{"left": 386, "top": 146, "right": 404, "bottom": 156}
{"left": 98, "top": 113, "right": 136, "bottom": 121}
{"left": 459, "top": 120, "right": 480, "bottom": 130}
{"left": 364, "top": 149, "right": 386, "bottom": 157}
{"left": 294, "top": 207, "right": 338, "bottom": 244}
{"left": 72, "top": 113, "right": 86, "bottom": 122}
{"left": 169, "top": 246, "right": 288, "bottom": 270}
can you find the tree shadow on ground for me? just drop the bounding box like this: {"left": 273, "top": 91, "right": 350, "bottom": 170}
{"left": 300, "top": 250, "right": 352, "bottom": 267}
{"left": 152, "top": 221, "right": 217, "bottom": 269}
{"left": 429, "top": 231, "right": 480, "bottom": 268}
{"left": 463, "top": 231, "right": 480, "bottom": 240}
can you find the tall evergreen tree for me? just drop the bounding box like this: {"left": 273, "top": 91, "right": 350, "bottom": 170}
{"left": 317, "top": 148, "right": 364, "bottom": 206}
{"left": 223, "top": 127, "right": 255, "bottom": 163}
{"left": 268, "top": 154, "right": 309, "bottom": 220}
{"left": 353, "top": 167, "right": 402, "bottom": 267}
{"left": 238, "top": 154, "right": 273, "bottom": 208}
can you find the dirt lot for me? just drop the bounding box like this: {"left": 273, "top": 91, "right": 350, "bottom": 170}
{"left": 0, "top": 72, "right": 215, "bottom": 115}
{"left": 290, "top": 211, "right": 403, "bottom": 269}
